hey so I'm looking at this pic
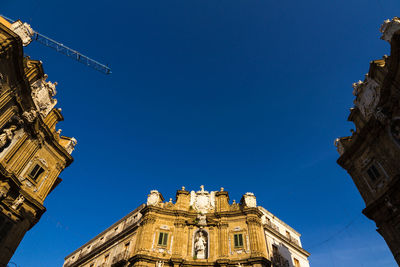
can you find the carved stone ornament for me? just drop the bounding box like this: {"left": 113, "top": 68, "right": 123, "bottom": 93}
{"left": 0, "top": 125, "right": 17, "bottom": 149}
{"left": 243, "top": 192, "right": 257, "bottom": 208}
{"left": 190, "top": 185, "right": 215, "bottom": 213}
{"left": 147, "top": 190, "right": 161, "bottom": 206}
{"left": 65, "top": 137, "right": 78, "bottom": 154}
{"left": 0, "top": 182, "right": 10, "bottom": 199}
{"left": 194, "top": 229, "right": 208, "bottom": 259}
{"left": 11, "top": 195, "right": 25, "bottom": 210}
{"left": 334, "top": 138, "right": 345, "bottom": 156}
{"left": 352, "top": 76, "right": 380, "bottom": 120}
{"left": 31, "top": 74, "right": 58, "bottom": 117}
{"left": 380, "top": 17, "right": 400, "bottom": 42}
{"left": 10, "top": 20, "right": 34, "bottom": 46}
{"left": 22, "top": 109, "right": 37, "bottom": 123}
{"left": 197, "top": 213, "right": 207, "bottom": 226}
{"left": 390, "top": 118, "right": 400, "bottom": 147}
{"left": 156, "top": 261, "right": 164, "bottom": 267}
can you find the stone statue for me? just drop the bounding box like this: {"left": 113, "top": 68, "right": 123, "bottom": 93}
{"left": 194, "top": 231, "right": 207, "bottom": 259}
{"left": 156, "top": 260, "right": 164, "bottom": 267}
{"left": 11, "top": 195, "right": 24, "bottom": 210}
{"left": 0, "top": 125, "right": 17, "bottom": 149}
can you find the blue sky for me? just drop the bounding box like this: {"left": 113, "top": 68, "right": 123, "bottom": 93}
{"left": 3, "top": 0, "right": 400, "bottom": 266}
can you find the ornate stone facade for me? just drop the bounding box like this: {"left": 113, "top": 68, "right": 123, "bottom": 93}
{"left": 335, "top": 17, "right": 400, "bottom": 264}
{"left": 63, "top": 187, "right": 310, "bottom": 267}
{"left": 0, "top": 17, "right": 76, "bottom": 265}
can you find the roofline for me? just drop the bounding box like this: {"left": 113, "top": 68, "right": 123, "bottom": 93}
{"left": 258, "top": 206, "right": 301, "bottom": 236}
{"left": 64, "top": 204, "right": 145, "bottom": 259}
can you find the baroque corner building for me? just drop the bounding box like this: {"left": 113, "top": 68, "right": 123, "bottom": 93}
{"left": 63, "top": 186, "right": 310, "bottom": 267}
{"left": 0, "top": 17, "right": 77, "bottom": 264}
{"left": 335, "top": 17, "right": 400, "bottom": 264}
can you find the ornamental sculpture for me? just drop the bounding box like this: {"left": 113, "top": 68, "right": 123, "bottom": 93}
{"left": 147, "top": 190, "right": 162, "bottom": 206}
{"left": 9, "top": 20, "right": 34, "bottom": 46}
{"left": 190, "top": 185, "right": 215, "bottom": 213}
{"left": 31, "top": 74, "right": 58, "bottom": 117}
{"left": 11, "top": 195, "right": 24, "bottom": 210}
{"left": 0, "top": 125, "right": 17, "bottom": 149}
{"left": 242, "top": 192, "right": 257, "bottom": 208}
{"left": 194, "top": 230, "right": 208, "bottom": 259}
{"left": 352, "top": 76, "right": 380, "bottom": 120}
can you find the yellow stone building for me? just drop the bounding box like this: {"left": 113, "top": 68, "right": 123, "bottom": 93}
{"left": 0, "top": 17, "right": 76, "bottom": 265}
{"left": 63, "top": 187, "right": 310, "bottom": 267}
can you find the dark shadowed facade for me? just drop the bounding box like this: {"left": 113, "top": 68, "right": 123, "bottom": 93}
{"left": 0, "top": 17, "right": 76, "bottom": 265}
{"left": 335, "top": 17, "right": 400, "bottom": 265}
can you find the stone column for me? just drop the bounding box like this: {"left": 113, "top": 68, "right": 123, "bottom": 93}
{"left": 172, "top": 219, "right": 186, "bottom": 258}
{"left": 135, "top": 213, "right": 156, "bottom": 253}
{"left": 218, "top": 223, "right": 229, "bottom": 258}
{"left": 247, "top": 216, "right": 264, "bottom": 257}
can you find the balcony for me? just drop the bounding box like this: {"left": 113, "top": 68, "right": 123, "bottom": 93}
{"left": 271, "top": 253, "right": 289, "bottom": 267}
{"left": 111, "top": 252, "right": 128, "bottom": 267}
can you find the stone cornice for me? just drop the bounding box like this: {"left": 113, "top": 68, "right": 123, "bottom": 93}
{"left": 66, "top": 223, "right": 140, "bottom": 267}
{"left": 129, "top": 254, "right": 271, "bottom": 267}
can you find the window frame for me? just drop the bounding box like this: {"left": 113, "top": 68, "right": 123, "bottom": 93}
{"left": 27, "top": 163, "right": 45, "bottom": 182}
{"left": 157, "top": 231, "right": 169, "bottom": 247}
{"left": 233, "top": 233, "right": 244, "bottom": 248}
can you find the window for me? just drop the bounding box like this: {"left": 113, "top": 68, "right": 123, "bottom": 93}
{"left": 28, "top": 164, "right": 44, "bottom": 181}
{"left": 158, "top": 232, "right": 168, "bottom": 246}
{"left": 286, "top": 230, "right": 291, "bottom": 239}
{"left": 294, "top": 258, "right": 300, "bottom": 267}
{"left": 233, "top": 233, "right": 244, "bottom": 248}
{"left": 366, "top": 164, "right": 381, "bottom": 182}
{"left": 272, "top": 244, "right": 279, "bottom": 255}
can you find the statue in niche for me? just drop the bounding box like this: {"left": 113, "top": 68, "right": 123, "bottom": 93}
{"left": 0, "top": 125, "right": 17, "bottom": 149}
{"left": 11, "top": 195, "right": 24, "bottom": 210}
{"left": 194, "top": 230, "right": 207, "bottom": 259}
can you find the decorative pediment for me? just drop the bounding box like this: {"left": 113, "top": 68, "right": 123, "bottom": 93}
{"left": 380, "top": 17, "right": 400, "bottom": 42}
{"left": 31, "top": 75, "right": 58, "bottom": 118}
{"left": 352, "top": 76, "right": 380, "bottom": 120}
{"left": 190, "top": 185, "right": 215, "bottom": 213}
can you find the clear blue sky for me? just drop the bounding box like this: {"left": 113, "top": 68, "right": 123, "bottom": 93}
{"left": 3, "top": 0, "right": 400, "bottom": 266}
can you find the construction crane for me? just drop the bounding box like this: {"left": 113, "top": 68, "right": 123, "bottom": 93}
{"left": 0, "top": 15, "right": 111, "bottom": 75}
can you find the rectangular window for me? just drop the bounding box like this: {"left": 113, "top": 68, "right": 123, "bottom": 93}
{"left": 286, "top": 230, "right": 291, "bottom": 239}
{"left": 28, "top": 164, "right": 44, "bottom": 181}
{"left": 366, "top": 165, "right": 381, "bottom": 182}
{"left": 272, "top": 244, "right": 279, "bottom": 255}
{"left": 233, "top": 233, "right": 244, "bottom": 248}
{"left": 294, "top": 258, "right": 300, "bottom": 267}
{"left": 158, "top": 232, "right": 168, "bottom": 246}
